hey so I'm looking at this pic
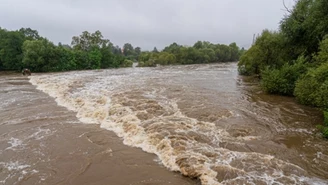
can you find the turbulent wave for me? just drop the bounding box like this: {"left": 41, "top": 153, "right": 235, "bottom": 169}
{"left": 29, "top": 67, "right": 327, "bottom": 185}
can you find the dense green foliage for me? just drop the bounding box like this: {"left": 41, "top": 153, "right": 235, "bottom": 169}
{"left": 238, "top": 0, "right": 328, "bottom": 137}
{"left": 0, "top": 28, "right": 134, "bottom": 72}
{"left": 318, "top": 111, "right": 328, "bottom": 138}
{"left": 261, "top": 56, "right": 308, "bottom": 96}
{"left": 294, "top": 62, "right": 328, "bottom": 107}
{"left": 1, "top": 27, "right": 241, "bottom": 71}
{"left": 138, "top": 41, "right": 243, "bottom": 67}
{"left": 0, "top": 28, "right": 26, "bottom": 70}
{"left": 238, "top": 30, "right": 287, "bottom": 75}
{"left": 280, "top": 0, "right": 328, "bottom": 57}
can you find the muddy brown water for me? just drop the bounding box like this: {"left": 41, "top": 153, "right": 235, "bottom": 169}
{"left": 0, "top": 63, "right": 327, "bottom": 185}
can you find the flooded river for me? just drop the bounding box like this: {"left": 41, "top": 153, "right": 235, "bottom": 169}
{"left": 1, "top": 63, "right": 327, "bottom": 185}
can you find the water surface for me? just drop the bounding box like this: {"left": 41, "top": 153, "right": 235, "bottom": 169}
{"left": 1, "top": 63, "right": 327, "bottom": 185}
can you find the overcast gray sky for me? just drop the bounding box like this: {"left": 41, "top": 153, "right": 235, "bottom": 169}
{"left": 0, "top": 0, "right": 294, "bottom": 50}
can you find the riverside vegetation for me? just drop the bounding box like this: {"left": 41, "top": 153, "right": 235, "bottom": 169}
{"left": 238, "top": 0, "right": 328, "bottom": 138}
{"left": 137, "top": 41, "right": 244, "bottom": 67}
{"left": 0, "top": 27, "right": 244, "bottom": 73}
{"left": 0, "top": 28, "right": 134, "bottom": 72}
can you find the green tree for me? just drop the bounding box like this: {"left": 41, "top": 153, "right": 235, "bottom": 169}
{"left": 163, "top": 43, "right": 181, "bottom": 54}
{"left": 134, "top": 46, "right": 141, "bottom": 60}
{"left": 294, "top": 62, "right": 328, "bottom": 108}
{"left": 216, "top": 44, "right": 231, "bottom": 62}
{"left": 0, "top": 29, "right": 25, "bottom": 70}
{"left": 112, "top": 45, "right": 122, "bottom": 55}
{"left": 193, "top": 41, "right": 203, "bottom": 49}
{"left": 88, "top": 47, "right": 102, "bottom": 69}
{"left": 314, "top": 35, "right": 328, "bottom": 65}
{"left": 74, "top": 50, "right": 89, "bottom": 69}
{"left": 56, "top": 45, "right": 76, "bottom": 71}
{"left": 22, "top": 39, "right": 58, "bottom": 72}
{"left": 200, "top": 48, "right": 216, "bottom": 63}
{"left": 100, "top": 46, "right": 115, "bottom": 68}
{"left": 19, "top": 28, "right": 41, "bottom": 40}
{"left": 229, "top": 42, "right": 240, "bottom": 61}
{"left": 71, "top": 30, "right": 109, "bottom": 51}
{"left": 294, "top": 37, "right": 328, "bottom": 108}
{"left": 152, "top": 47, "right": 159, "bottom": 53}
{"left": 123, "top": 43, "right": 134, "bottom": 56}
{"left": 139, "top": 41, "right": 241, "bottom": 67}
{"left": 281, "top": 0, "right": 328, "bottom": 57}
{"left": 261, "top": 56, "right": 308, "bottom": 96}
{"left": 135, "top": 47, "right": 141, "bottom": 55}
{"left": 237, "top": 0, "right": 328, "bottom": 137}
{"left": 238, "top": 30, "right": 286, "bottom": 75}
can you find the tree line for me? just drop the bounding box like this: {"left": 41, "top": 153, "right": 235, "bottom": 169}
{"left": 0, "top": 27, "right": 244, "bottom": 72}
{"left": 238, "top": 0, "right": 328, "bottom": 137}
{"left": 0, "top": 28, "right": 144, "bottom": 72}
{"left": 138, "top": 41, "right": 244, "bottom": 67}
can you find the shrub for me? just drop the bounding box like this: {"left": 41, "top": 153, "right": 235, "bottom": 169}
{"left": 294, "top": 62, "right": 328, "bottom": 108}
{"left": 137, "top": 61, "right": 144, "bottom": 67}
{"left": 295, "top": 62, "right": 328, "bottom": 139}
{"left": 314, "top": 36, "right": 328, "bottom": 65}
{"left": 324, "top": 111, "right": 328, "bottom": 125}
{"left": 238, "top": 30, "right": 286, "bottom": 76}
{"left": 261, "top": 56, "right": 308, "bottom": 96}
{"left": 238, "top": 45, "right": 261, "bottom": 75}
{"left": 120, "top": 59, "right": 133, "bottom": 67}
{"left": 318, "top": 111, "right": 328, "bottom": 138}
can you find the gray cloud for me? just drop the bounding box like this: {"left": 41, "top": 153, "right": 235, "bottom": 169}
{"left": 0, "top": 0, "right": 294, "bottom": 50}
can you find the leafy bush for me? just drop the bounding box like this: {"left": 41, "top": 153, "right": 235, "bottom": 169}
{"left": 0, "top": 28, "right": 36, "bottom": 71}
{"left": 238, "top": 30, "right": 286, "bottom": 76}
{"left": 22, "top": 39, "right": 59, "bottom": 72}
{"left": 323, "top": 111, "right": 328, "bottom": 127}
{"left": 88, "top": 48, "right": 102, "bottom": 69}
{"left": 294, "top": 62, "right": 328, "bottom": 108}
{"left": 137, "top": 61, "right": 144, "bottom": 67}
{"left": 261, "top": 56, "right": 308, "bottom": 95}
{"left": 317, "top": 111, "right": 328, "bottom": 138}
{"left": 314, "top": 36, "right": 328, "bottom": 65}
{"left": 236, "top": 0, "right": 328, "bottom": 138}
{"left": 120, "top": 59, "right": 133, "bottom": 67}
{"left": 137, "top": 60, "right": 156, "bottom": 67}
{"left": 238, "top": 45, "right": 262, "bottom": 75}
{"left": 139, "top": 41, "right": 243, "bottom": 67}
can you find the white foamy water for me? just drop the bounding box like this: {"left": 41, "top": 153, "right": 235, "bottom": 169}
{"left": 5, "top": 138, "right": 25, "bottom": 151}
{"left": 0, "top": 161, "right": 39, "bottom": 185}
{"left": 29, "top": 65, "right": 328, "bottom": 185}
